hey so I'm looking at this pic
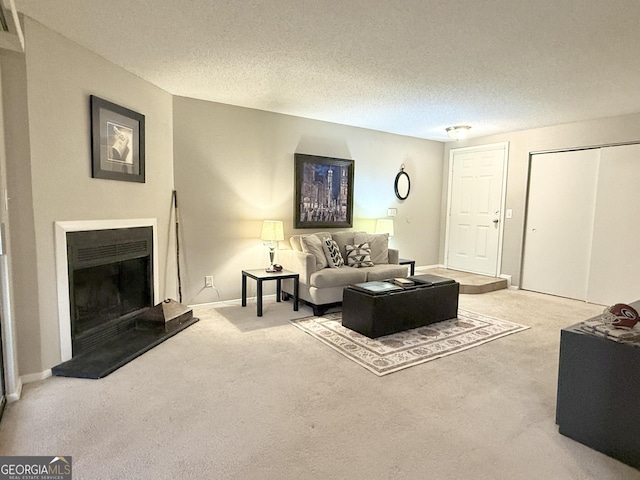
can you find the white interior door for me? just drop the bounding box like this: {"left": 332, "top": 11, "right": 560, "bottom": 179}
{"left": 446, "top": 144, "right": 507, "bottom": 276}
{"left": 521, "top": 149, "right": 600, "bottom": 300}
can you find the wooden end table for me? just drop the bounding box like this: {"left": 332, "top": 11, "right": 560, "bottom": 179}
{"left": 241, "top": 269, "right": 299, "bottom": 317}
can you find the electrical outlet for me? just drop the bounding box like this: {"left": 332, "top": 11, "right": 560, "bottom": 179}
{"left": 205, "top": 276, "right": 214, "bottom": 288}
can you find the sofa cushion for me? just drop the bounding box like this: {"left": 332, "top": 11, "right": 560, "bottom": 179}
{"left": 331, "top": 231, "right": 365, "bottom": 260}
{"left": 289, "top": 232, "right": 332, "bottom": 252}
{"left": 345, "top": 243, "right": 374, "bottom": 268}
{"left": 289, "top": 235, "right": 303, "bottom": 252}
{"left": 364, "top": 264, "right": 410, "bottom": 281}
{"left": 322, "top": 237, "right": 345, "bottom": 267}
{"left": 310, "top": 265, "right": 367, "bottom": 288}
{"left": 300, "top": 235, "right": 328, "bottom": 269}
{"left": 354, "top": 232, "right": 389, "bottom": 264}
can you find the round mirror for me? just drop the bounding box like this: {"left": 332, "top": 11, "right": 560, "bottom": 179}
{"left": 394, "top": 168, "right": 410, "bottom": 200}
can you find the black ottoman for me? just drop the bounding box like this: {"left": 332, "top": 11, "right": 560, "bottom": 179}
{"left": 341, "top": 274, "right": 459, "bottom": 338}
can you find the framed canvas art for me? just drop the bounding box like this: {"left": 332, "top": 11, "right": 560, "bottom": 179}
{"left": 294, "top": 153, "right": 354, "bottom": 229}
{"left": 91, "top": 95, "right": 145, "bottom": 183}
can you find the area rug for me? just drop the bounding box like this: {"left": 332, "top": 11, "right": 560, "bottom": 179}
{"left": 290, "top": 310, "right": 529, "bottom": 376}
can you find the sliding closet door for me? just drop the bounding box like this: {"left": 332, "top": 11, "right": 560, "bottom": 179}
{"left": 521, "top": 149, "right": 600, "bottom": 300}
{"left": 587, "top": 144, "right": 640, "bottom": 305}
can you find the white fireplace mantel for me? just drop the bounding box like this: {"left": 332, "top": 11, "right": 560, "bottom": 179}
{"left": 55, "top": 218, "right": 160, "bottom": 362}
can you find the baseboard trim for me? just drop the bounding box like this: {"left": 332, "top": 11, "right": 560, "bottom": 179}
{"left": 21, "top": 369, "right": 52, "bottom": 385}
{"left": 499, "top": 274, "right": 512, "bottom": 288}
{"left": 6, "top": 377, "right": 22, "bottom": 402}
{"left": 192, "top": 293, "right": 277, "bottom": 309}
{"left": 414, "top": 264, "right": 444, "bottom": 272}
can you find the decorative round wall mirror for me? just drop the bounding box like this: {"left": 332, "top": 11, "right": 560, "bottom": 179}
{"left": 394, "top": 165, "right": 410, "bottom": 200}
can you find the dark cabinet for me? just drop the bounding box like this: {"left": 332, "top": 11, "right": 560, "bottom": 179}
{"left": 556, "top": 316, "right": 640, "bottom": 469}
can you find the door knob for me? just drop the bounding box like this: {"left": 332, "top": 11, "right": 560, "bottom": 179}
{"left": 493, "top": 218, "right": 499, "bottom": 224}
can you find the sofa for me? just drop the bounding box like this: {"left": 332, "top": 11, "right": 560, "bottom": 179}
{"left": 278, "top": 230, "right": 409, "bottom": 315}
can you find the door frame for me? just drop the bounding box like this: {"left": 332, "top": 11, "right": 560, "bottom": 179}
{"left": 444, "top": 142, "right": 509, "bottom": 277}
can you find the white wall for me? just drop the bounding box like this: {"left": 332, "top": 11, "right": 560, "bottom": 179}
{"left": 8, "top": 18, "right": 177, "bottom": 375}
{"left": 443, "top": 113, "right": 640, "bottom": 286}
{"left": 173, "top": 97, "right": 444, "bottom": 304}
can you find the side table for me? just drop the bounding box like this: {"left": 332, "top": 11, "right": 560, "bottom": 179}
{"left": 241, "top": 269, "right": 299, "bottom": 317}
{"left": 556, "top": 305, "right": 640, "bottom": 469}
{"left": 399, "top": 258, "right": 415, "bottom": 276}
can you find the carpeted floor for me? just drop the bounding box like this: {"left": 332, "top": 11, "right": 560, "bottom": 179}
{"left": 1, "top": 289, "right": 638, "bottom": 480}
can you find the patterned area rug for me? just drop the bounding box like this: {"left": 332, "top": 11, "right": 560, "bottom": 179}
{"left": 290, "top": 310, "right": 529, "bottom": 376}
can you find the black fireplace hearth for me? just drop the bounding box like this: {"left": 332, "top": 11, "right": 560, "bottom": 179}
{"left": 52, "top": 299, "right": 198, "bottom": 379}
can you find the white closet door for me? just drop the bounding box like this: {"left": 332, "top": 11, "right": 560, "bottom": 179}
{"left": 521, "top": 149, "right": 600, "bottom": 300}
{"left": 587, "top": 144, "right": 640, "bottom": 305}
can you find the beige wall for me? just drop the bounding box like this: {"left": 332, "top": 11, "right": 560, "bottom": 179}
{"left": 1, "top": 48, "right": 34, "bottom": 382}
{"left": 173, "top": 96, "right": 444, "bottom": 304}
{"left": 442, "top": 113, "right": 640, "bottom": 286}
{"left": 9, "top": 18, "right": 177, "bottom": 375}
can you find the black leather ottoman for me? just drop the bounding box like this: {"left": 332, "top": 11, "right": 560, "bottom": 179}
{"left": 341, "top": 274, "right": 459, "bottom": 338}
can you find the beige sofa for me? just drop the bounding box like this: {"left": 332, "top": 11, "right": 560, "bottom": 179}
{"left": 279, "top": 230, "right": 409, "bottom": 315}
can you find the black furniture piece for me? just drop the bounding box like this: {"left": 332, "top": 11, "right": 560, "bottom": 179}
{"left": 556, "top": 300, "right": 640, "bottom": 469}
{"left": 398, "top": 258, "right": 416, "bottom": 276}
{"left": 242, "top": 269, "right": 299, "bottom": 317}
{"left": 342, "top": 274, "right": 459, "bottom": 338}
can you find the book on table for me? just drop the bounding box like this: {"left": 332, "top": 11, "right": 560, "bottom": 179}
{"left": 393, "top": 277, "right": 415, "bottom": 287}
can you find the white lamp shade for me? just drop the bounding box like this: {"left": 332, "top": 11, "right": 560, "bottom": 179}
{"left": 260, "top": 220, "right": 284, "bottom": 241}
{"left": 375, "top": 219, "right": 394, "bottom": 237}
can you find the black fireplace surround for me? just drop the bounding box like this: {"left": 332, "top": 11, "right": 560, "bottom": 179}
{"left": 67, "top": 227, "right": 153, "bottom": 356}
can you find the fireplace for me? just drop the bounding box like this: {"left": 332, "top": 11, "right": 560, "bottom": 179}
{"left": 52, "top": 220, "right": 198, "bottom": 378}
{"left": 54, "top": 219, "right": 160, "bottom": 362}
{"left": 67, "top": 227, "right": 153, "bottom": 356}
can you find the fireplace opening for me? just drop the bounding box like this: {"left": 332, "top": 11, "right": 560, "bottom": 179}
{"left": 67, "top": 227, "right": 153, "bottom": 357}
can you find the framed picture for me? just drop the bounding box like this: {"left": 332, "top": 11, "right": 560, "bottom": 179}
{"left": 294, "top": 153, "right": 354, "bottom": 229}
{"left": 91, "top": 95, "right": 145, "bottom": 183}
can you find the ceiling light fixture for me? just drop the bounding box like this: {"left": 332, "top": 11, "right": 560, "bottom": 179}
{"left": 446, "top": 125, "right": 471, "bottom": 140}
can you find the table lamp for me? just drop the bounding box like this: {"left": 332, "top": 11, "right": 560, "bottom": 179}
{"left": 375, "top": 219, "right": 394, "bottom": 237}
{"left": 260, "top": 220, "right": 284, "bottom": 271}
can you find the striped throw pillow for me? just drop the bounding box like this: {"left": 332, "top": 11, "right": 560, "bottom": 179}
{"left": 322, "top": 237, "right": 345, "bottom": 268}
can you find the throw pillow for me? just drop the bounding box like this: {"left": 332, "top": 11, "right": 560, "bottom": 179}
{"left": 330, "top": 231, "right": 357, "bottom": 261}
{"left": 289, "top": 235, "right": 303, "bottom": 252}
{"left": 300, "top": 235, "right": 328, "bottom": 270}
{"left": 345, "top": 243, "right": 374, "bottom": 268}
{"left": 354, "top": 232, "right": 389, "bottom": 264}
{"left": 322, "top": 237, "right": 345, "bottom": 268}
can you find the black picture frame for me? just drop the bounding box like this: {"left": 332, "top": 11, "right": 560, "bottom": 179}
{"left": 91, "top": 95, "right": 145, "bottom": 183}
{"left": 394, "top": 167, "right": 411, "bottom": 200}
{"left": 295, "top": 153, "right": 354, "bottom": 229}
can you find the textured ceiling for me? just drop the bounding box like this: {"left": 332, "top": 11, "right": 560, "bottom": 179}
{"left": 13, "top": 0, "right": 640, "bottom": 141}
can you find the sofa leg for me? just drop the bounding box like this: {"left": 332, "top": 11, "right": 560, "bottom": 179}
{"left": 313, "top": 305, "right": 328, "bottom": 316}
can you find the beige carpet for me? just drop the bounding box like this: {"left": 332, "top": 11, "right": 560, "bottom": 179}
{"left": 290, "top": 310, "right": 529, "bottom": 375}
{"left": 1, "top": 289, "right": 639, "bottom": 480}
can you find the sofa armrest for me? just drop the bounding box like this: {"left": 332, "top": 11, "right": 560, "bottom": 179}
{"left": 278, "top": 249, "right": 317, "bottom": 285}
{"left": 388, "top": 248, "right": 399, "bottom": 264}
